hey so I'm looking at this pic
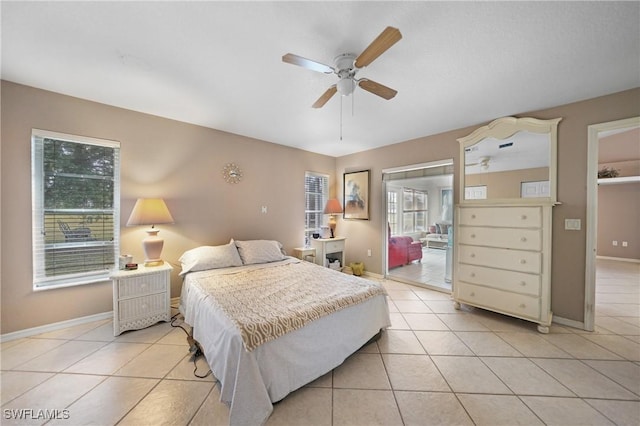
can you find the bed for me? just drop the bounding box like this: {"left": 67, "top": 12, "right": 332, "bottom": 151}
{"left": 178, "top": 239, "right": 391, "bottom": 426}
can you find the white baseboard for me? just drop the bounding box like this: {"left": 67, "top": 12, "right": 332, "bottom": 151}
{"left": 553, "top": 315, "right": 586, "bottom": 331}
{"left": 363, "top": 271, "right": 383, "bottom": 280}
{"left": 1, "top": 311, "right": 113, "bottom": 343}
{"left": 596, "top": 255, "right": 640, "bottom": 264}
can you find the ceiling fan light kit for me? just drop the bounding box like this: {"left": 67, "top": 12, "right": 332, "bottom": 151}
{"left": 282, "top": 26, "right": 402, "bottom": 108}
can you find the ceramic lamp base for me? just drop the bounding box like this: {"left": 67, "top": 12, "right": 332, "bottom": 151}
{"left": 142, "top": 229, "right": 165, "bottom": 266}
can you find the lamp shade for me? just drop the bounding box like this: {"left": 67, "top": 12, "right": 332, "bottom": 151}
{"left": 323, "top": 199, "right": 343, "bottom": 214}
{"left": 126, "top": 198, "right": 174, "bottom": 227}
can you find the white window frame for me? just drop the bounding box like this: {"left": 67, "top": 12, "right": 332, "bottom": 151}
{"left": 304, "top": 171, "right": 329, "bottom": 246}
{"left": 31, "top": 129, "right": 120, "bottom": 290}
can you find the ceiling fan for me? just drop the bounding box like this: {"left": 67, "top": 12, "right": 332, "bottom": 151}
{"left": 282, "top": 26, "right": 402, "bottom": 108}
{"left": 466, "top": 156, "right": 491, "bottom": 170}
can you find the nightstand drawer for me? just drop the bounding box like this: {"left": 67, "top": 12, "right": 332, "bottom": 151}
{"left": 119, "top": 293, "right": 167, "bottom": 321}
{"left": 325, "top": 240, "right": 344, "bottom": 253}
{"left": 118, "top": 274, "right": 166, "bottom": 298}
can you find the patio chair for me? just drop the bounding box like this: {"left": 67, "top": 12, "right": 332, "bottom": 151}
{"left": 58, "top": 220, "right": 96, "bottom": 242}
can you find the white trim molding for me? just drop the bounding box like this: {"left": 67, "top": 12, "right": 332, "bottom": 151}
{"left": 0, "top": 311, "right": 113, "bottom": 343}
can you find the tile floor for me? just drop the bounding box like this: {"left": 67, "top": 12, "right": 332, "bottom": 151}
{"left": 1, "top": 258, "right": 638, "bottom": 425}
{"left": 388, "top": 247, "right": 450, "bottom": 291}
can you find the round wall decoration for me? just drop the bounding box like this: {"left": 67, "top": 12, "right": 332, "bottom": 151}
{"left": 222, "top": 163, "right": 243, "bottom": 184}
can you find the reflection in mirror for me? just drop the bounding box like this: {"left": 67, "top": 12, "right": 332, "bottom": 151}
{"left": 459, "top": 117, "right": 562, "bottom": 202}
{"left": 464, "top": 131, "right": 550, "bottom": 199}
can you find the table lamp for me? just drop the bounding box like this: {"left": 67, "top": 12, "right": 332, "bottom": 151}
{"left": 323, "top": 198, "right": 343, "bottom": 238}
{"left": 126, "top": 198, "right": 174, "bottom": 266}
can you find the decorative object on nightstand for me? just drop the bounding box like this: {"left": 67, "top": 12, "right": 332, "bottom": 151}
{"left": 323, "top": 198, "right": 343, "bottom": 238}
{"left": 222, "top": 163, "right": 243, "bottom": 184}
{"left": 111, "top": 263, "right": 173, "bottom": 336}
{"left": 310, "top": 237, "right": 346, "bottom": 270}
{"left": 126, "top": 198, "right": 175, "bottom": 266}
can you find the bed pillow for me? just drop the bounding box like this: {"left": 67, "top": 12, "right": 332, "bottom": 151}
{"left": 178, "top": 240, "right": 243, "bottom": 275}
{"left": 235, "top": 239, "right": 286, "bottom": 265}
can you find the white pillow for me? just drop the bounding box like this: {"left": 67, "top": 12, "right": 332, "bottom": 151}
{"left": 235, "top": 240, "right": 285, "bottom": 265}
{"left": 179, "top": 240, "right": 242, "bottom": 276}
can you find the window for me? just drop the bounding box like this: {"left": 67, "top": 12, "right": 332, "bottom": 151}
{"left": 32, "top": 129, "right": 120, "bottom": 289}
{"left": 402, "top": 188, "right": 428, "bottom": 233}
{"left": 304, "top": 172, "right": 329, "bottom": 246}
{"left": 387, "top": 191, "right": 398, "bottom": 236}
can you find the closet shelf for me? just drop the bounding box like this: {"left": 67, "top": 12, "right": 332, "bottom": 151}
{"left": 597, "top": 176, "right": 640, "bottom": 185}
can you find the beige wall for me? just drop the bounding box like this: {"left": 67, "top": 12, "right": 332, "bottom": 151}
{"left": 2, "top": 80, "right": 639, "bottom": 333}
{"left": 337, "top": 88, "right": 640, "bottom": 323}
{"left": 597, "top": 128, "right": 640, "bottom": 259}
{"left": 1, "top": 81, "right": 336, "bottom": 334}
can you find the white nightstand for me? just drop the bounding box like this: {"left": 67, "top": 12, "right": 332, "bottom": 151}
{"left": 111, "top": 263, "right": 173, "bottom": 336}
{"left": 293, "top": 247, "right": 316, "bottom": 263}
{"left": 310, "top": 237, "right": 346, "bottom": 269}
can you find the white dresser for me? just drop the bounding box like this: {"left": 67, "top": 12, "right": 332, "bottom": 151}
{"left": 111, "top": 263, "right": 173, "bottom": 336}
{"left": 454, "top": 204, "right": 553, "bottom": 333}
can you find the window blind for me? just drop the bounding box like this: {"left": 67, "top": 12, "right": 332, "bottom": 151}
{"left": 304, "top": 172, "right": 329, "bottom": 244}
{"left": 32, "top": 129, "right": 120, "bottom": 289}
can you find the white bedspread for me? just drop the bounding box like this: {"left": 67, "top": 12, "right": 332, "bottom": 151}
{"left": 180, "top": 258, "right": 390, "bottom": 426}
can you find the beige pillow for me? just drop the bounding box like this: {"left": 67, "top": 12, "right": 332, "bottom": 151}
{"left": 178, "top": 240, "right": 242, "bottom": 276}
{"left": 235, "top": 240, "right": 285, "bottom": 265}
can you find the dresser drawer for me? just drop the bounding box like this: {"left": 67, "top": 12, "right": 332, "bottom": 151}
{"left": 457, "top": 282, "right": 540, "bottom": 320}
{"left": 118, "top": 293, "right": 167, "bottom": 321}
{"left": 118, "top": 274, "right": 167, "bottom": 298}
{"left": 457, "top": 264, "right": 541, "bottom": 296}
{"left": 458, "top": 206, "right": 542, "bottom": 228}
{"left": 458, "top": 226, "right": 541, "bottom": 251}
{"left": 458, "top": 244, "right": 541, "bottom": 274}
{"left": 325, "top": 240, "right": 345, "bottom": 253}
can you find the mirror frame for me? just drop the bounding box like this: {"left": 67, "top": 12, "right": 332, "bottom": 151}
{"left": 458, "top": 116, "right": 562, "bottom": 204}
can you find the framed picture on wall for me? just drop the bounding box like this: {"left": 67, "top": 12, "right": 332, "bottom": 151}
{"left": 343, "top": 170, "right": 370, "bottom": 220}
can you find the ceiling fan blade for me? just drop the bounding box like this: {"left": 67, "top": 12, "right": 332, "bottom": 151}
{"left": 282, "top": 53, "right": 334, "bottom": 74}
{"left": 358, "top": 79, "right": 397, "bottom": 100}
{"left": 354, "top": 26, "right": 402, "bottom": 69}
{"left": 312, "top": 85, "right": 337, "bottom": 108}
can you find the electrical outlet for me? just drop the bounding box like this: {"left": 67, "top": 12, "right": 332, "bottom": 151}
{"left": 367, "top": 249, "right": 372, "bottom": 257}
{"left": 622, "top": 241, "right": 628, "bottom": 247}
{"left": 613, "top": 240, "right": 618, "bottom": 246}
{"left": 261, "top": 206, "right": 267, "bottom": 214}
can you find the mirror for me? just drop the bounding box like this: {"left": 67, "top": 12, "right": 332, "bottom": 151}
{"left": 458, "top": 117, "right": 562, "bottom": 203}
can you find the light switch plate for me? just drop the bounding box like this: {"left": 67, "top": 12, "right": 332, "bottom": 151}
{"left": 564, "top": 219, "right": 581, "bottom": 230}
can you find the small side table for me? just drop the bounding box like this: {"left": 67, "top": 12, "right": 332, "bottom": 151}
{"left": 111, "top": 263, "right": 173, "bottom": 336}
{"left": 293, "top": 247, "right": 316, "bottom": 263}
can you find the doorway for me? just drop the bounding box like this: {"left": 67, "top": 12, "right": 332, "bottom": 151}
{"left": 585, "top": 116, "right": 640, "bottom": 330}
{"left": 383, "top": 160, "right": 454, "bottom": 292}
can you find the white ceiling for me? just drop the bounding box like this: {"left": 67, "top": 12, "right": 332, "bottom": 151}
{"left": 2, "top": 1, "right": 639, "bottom": 157}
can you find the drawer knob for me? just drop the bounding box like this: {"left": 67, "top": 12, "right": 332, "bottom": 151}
{"left": 519, "top": 303, "right": 526, "bottom": 309}
{"left": 520, "top": 259, "right": 527, "bottom": 264}
{"left": 470, "top": 292, "right": 475, "bottom": 297}
{"left": 520, "top": 281, "right": 526, "bottom": 286}
{"left": 470, "top": 253, "right": 476, "bottom": 258}
{"left": 141, "top": 283, "right": 147, "bottom": 289}
{"left": 141, "top": 304, "right": 147, "bottom": 310}
{"left": 470, "top": 234, "right": 476, "bottom": 238}
{"left": 471, "top": 214, "right": 476, "bottom": 219}
{"left": 520, "top": 237, "right": 527, "bottom": 242}
{"left": 521, "top": 215, "right": 527, "bottom": 220}
{"left": 470, "top": 272, "right": 476, "bottom": 278}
